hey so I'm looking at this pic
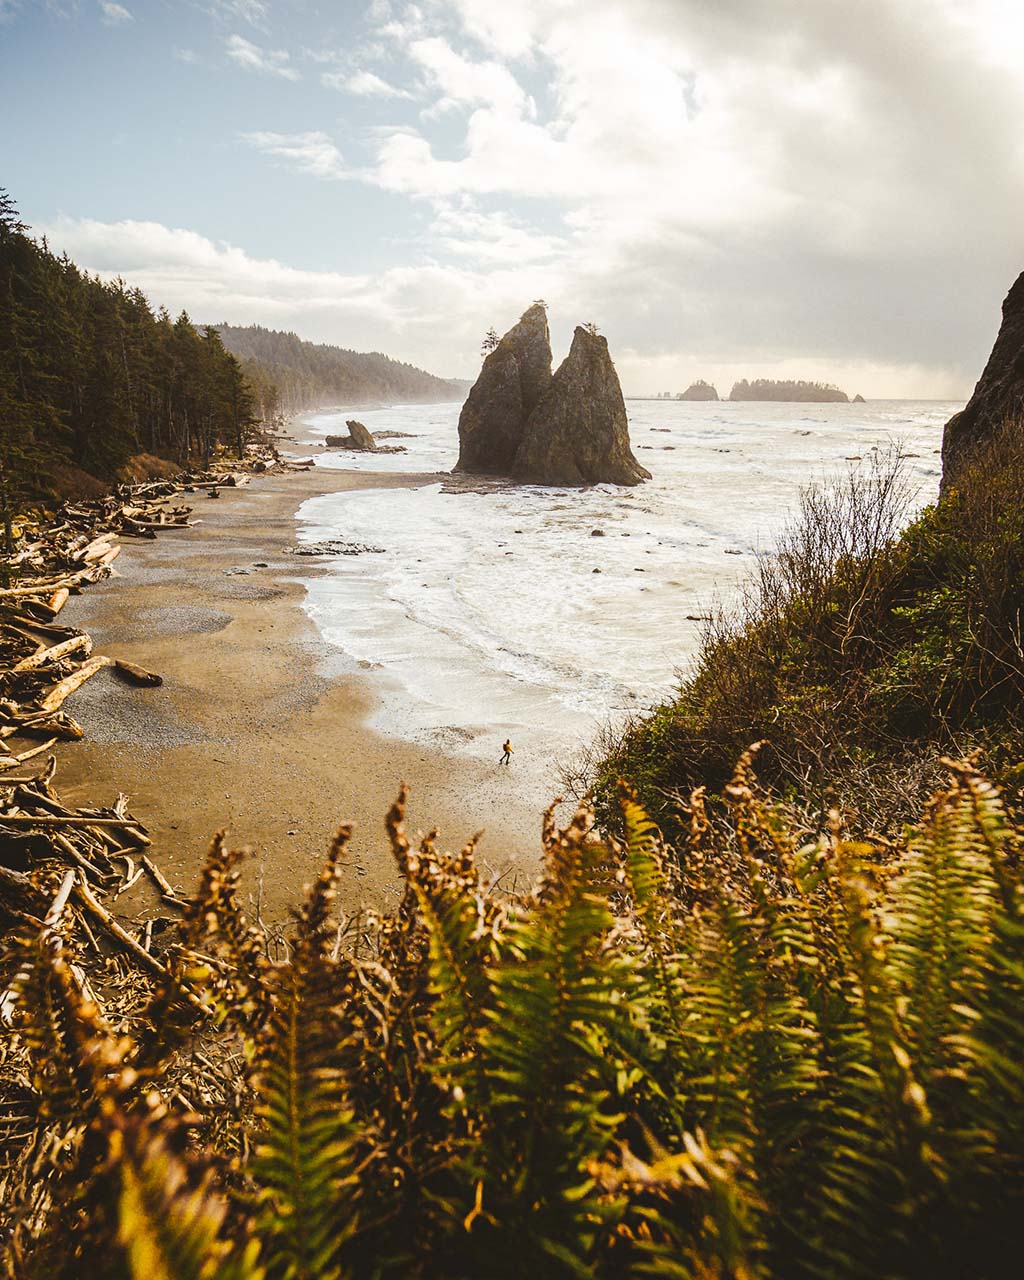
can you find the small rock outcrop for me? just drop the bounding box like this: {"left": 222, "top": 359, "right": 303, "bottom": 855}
{"left": 512, "top": 327, "right": 651, "bottom": 487}
{"left": 942, "top": 270, "right": 1024, "bottom": 487}
{"left": 325, "top": 421, "right": 378, "bottom": 451}
{"left": 852, "top": 393, "right": 866, "bottom": 403}
{"left": 679, "top": 380, "right": 719, "bottom": 401}
{"left": 455, "top": 304, "right": 552, "bottom": 474}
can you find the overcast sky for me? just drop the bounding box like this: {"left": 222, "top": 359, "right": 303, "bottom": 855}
{"left": 3, "top": 0, "right": 1022, "bottom": 396}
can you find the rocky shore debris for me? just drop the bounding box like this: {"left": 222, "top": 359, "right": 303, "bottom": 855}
{"left": 941, "top": 269, "right": 1024, "bottom": 486}
{"left": 286, "top": 540, "right": 385, "bottom": 556}
{"left": 455, "top": 304, "right": 649, "bottom": 487}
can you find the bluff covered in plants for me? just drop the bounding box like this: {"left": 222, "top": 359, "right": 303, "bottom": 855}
{"left": 592, "top": 272, "right": 1024, "bottom": 838}
{"left": 217, "top": 324, "right": 466, "bottom": 414}
{"left": 1, "top": 756, "right": 1020, "bottom": 1278}
{"left": 729, "top": 378, "right": 849, "bottom": 402}
{"left": 0, "top": 192, "right": 266, "bottom": 503}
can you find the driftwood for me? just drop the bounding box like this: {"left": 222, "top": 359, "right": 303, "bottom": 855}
{"left": 0, "top": 442, "right": 294, "bottom": 1026}
{"left": 37, "top": 656, "right": 113, "bottom": 713}
{"left": 11, "top": 633, "right": 92, "bottom": 673}
{"left": 113, "top": 659, "right": 162, "bottom": 687}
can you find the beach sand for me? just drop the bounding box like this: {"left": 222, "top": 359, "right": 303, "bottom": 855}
{"left": 54, "top": 461, "right": 559, "bottom": 925}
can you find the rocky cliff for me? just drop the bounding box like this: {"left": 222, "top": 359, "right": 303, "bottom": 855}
{"left": 942, "top": 270, "right": 1024, "bottom": 486}
{"left": 680, "top": 380, "right": 719, "bottom": 401}
{"left": 512, "top": 327, "right": 651, "bottom": 487}
{"left": 454, "top": 304, "right": 552, "bottom": 474}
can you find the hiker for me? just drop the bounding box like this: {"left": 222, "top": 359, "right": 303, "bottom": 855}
{"left": 500, "top": 738, "right": 513, "bottom": 765}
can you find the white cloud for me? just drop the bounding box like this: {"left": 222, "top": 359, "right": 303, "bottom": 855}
{"left": 211, "top": 0, "right": 269, "bottom": 27}
{"left": 99, "top": 1, "right": 132, "bottom": 24}
{"left": 243, "top": 131, "right": 348, "bottom": 180}
{"left": 226, "top": 33, "right": 300, "bottom": 80}
{"left": 408, "top": 36, "right": 532, "bottom": 117}
{"left": 325, "top": 69, "right": 411, "bottom": 98}
{"left": 34, "top": 212, "right": 975, "bottom": 398}
{"left": 174, "top": 47, "right": 200, "bottom": 64}
{"left": 29, "top": 0, "right": 1024, "bottom": 395}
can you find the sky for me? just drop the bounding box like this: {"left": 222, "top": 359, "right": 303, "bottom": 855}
{"left": 2, "top": 0, "right": 1023, "bottom": 397}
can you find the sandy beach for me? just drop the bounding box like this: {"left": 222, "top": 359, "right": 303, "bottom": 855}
{"left": 54, "top": 457, "right": 557, "bottom": 925}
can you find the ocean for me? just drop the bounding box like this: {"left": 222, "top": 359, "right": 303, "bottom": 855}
{"left": 295, "top": 399, "right": 954, "bottom": 778}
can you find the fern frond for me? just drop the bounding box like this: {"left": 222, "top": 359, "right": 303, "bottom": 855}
{"left": 250, "top": 830, "right": 364, "bottom": 1280}
{"left": 112, "top": 1113, "right": 262, "bottom": 1280}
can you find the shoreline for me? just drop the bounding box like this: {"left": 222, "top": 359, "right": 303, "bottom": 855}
{"left": 55, "top": 455, "right": 556, "bottom": 923}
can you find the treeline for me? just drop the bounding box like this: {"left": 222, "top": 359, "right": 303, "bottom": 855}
{"left": 0, "top": 191, "right": 267, "bottom": 503}
{"left": 729, "top": 377, "right": 849, "bottom": 401}
{"left": 217, "top": 323, "right": 465, "bottom": 413}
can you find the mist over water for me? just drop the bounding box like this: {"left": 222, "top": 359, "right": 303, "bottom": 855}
{"left": 296, "top": 400, "right": 953, "bottom": 766}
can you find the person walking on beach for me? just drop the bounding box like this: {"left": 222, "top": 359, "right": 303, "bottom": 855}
{"left": 500, "top": 738, "right": 514, "bottom": 766}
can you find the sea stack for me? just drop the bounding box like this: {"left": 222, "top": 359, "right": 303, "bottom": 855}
{"left": 325, "top": 420, "right": 378, "bottom": 451}
{"left": 512, "top": 326, "right": 651, "bottom": 487}
{"left": 941, "top": 270, "right": 1024, "bottom": 487}
{"left": 680, "top": 380, "right": 719, "bottom": 401}
{"left": 454, "top": 303, "right": 552, "bottom": 474}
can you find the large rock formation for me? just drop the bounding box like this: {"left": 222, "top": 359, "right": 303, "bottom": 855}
{"left": 326, "top": 420, "right": 377, "bottom": 451}
{"left": 942, "top": 271, "right": 1024, "bottom": 486}
{"left": 454, "top": 304, "right": 552, "bottom": 474}
{"left": 512, "top": 327, "right": 651, "bottom": 487}
{"left": 679, "top": 380, "right": 719, "bottom": 401}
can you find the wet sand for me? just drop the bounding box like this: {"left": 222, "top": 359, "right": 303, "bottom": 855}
{"left": 55, "top": 463, "right": 554, "bottom": 924}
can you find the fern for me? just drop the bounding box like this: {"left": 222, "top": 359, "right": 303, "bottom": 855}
{"left": 112, "top": 1114, "right": 262, "bottom": 1280}
{"left": 249, "top": 829, "right": 364, "bottom": 1280}
{"left": 5, "top": 759, "right": 1023, "bottom": 1279}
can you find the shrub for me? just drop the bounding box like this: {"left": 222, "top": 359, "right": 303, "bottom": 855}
{"left": 587, "top": 431, "right": 1024, "bottom": 838}
{"left": 1, "top": 757, "right": 1021, "bottom": 1277}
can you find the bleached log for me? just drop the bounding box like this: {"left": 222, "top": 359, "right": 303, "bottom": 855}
{"left": 0, "top": 813, "right": 150, "bottom": 842}
{"left": 47, "top": 587, "right": 70, "bottom": 615}
{"left": 12, "top": 633, "right": 92, "bottom": 672}
{"left": 77, "top": 532, "right": 118, "bottom": 563}
{"left": 4, "top": 711, "right": 84, "bottom": 739}
{"left": 38, "top": 655, "right": 113, "bottom": 712}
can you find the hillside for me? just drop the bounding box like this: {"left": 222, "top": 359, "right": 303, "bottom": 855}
{"left": 0, "top": 192, "right": 266, "bottom": 502}
{"left": 216, "top": 324, "right": 466, "bottom": 412}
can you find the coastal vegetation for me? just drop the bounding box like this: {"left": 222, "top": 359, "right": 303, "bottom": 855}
{"left": 1, "top": 754, "right": 1020, "bottom": 1278}
{"left": 587, "top": 426, "right": 1024, "bottom": 842}
{"left": 729, "top": 379, "right": 850, "bottom": 402}
{"left": 0, "top": 193, "right": 268, "bottom": 505}
{"left": 216, "top": 324, "right": 466, "bottom": 414}
{"left": 1, "top": 191, "right": 1021, "bottom": 1278}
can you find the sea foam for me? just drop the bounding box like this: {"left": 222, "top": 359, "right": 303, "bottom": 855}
{"left": 297, "top": 399, "right": 950, "bottom": 763}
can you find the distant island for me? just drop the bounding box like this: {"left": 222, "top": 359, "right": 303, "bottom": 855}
{"left": 729, "top": 378, "right": 850, "bottom": 402}
{"left": 679, "top": 380, "right": 719, "bottom": 401}
{"left": 216, "top": 324, "right": 466, "bottom": 414}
